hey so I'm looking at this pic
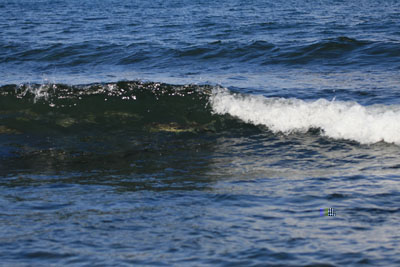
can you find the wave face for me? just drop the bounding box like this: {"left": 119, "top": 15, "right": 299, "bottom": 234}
{"left": 0, "top": 82, "right": 253, "bottom": 141}
{"left": 1, "top": 82, "right": 203, "bottom": 130}
{"left": 211, "top": 88, "right": 400, "bottom": 145}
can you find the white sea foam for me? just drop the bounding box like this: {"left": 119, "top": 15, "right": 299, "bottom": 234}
{"left": 210, "top": 88, "right": 400, "bottom": 144}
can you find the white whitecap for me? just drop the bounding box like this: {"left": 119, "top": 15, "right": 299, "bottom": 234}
{"left": 210, "top": 88, "right": 400, "bottom": 145}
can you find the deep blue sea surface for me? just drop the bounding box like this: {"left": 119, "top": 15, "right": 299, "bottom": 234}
{"left": 1, "top": 0, "right": 400, "bottom": 266}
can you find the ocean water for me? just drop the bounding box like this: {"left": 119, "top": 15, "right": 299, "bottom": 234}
{"left": 1, "top": 0, "right": 400, "bottom": 266}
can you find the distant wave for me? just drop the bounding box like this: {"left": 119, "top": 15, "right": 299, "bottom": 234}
{"left": 2, "top": 37, "right": 399, "bottom": 68}
{"left": 168, "top": 37, "right": 400, "bottom": 66}
{"left": 210, "top": 87, "right": 400, "bottom": 144}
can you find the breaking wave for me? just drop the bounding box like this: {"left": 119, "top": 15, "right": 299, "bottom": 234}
{"left": 1, "top": 81, "right": 400, "bottom": 145}
{"left": 210, "top": 87, "right": 400, "bottom": 144}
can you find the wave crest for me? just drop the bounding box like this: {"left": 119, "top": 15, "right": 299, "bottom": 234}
{"left": 210, "top": 88, "right": 400, "bottom": 144}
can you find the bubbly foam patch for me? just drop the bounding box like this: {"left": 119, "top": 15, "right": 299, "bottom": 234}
{"left": 210, "top": 88, "right": 400, "bottom": 144}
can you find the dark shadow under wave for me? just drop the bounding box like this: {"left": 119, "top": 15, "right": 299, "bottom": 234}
{"left": 0, "top": 81, "right": 258, "bottom": 177}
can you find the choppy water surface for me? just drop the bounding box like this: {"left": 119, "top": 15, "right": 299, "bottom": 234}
{"left": 1, "top": 0, "right": 400, "bottom": 266}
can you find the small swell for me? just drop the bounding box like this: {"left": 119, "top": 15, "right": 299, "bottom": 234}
{"left": 210, "top": 88, "right": 400, "bottom": 145}
{"left": 175, "top": 40, "right": 275, "bottom": 61}
{"left": 1, "top": 37, "right": 398, "bottom": 69}
{"left": 267, "top": 36, "right": 371, "bottom": 65}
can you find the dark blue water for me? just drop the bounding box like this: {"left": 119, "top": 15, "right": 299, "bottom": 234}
{"left": 1, "top": 0, "right": 400, "bottom": 266}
